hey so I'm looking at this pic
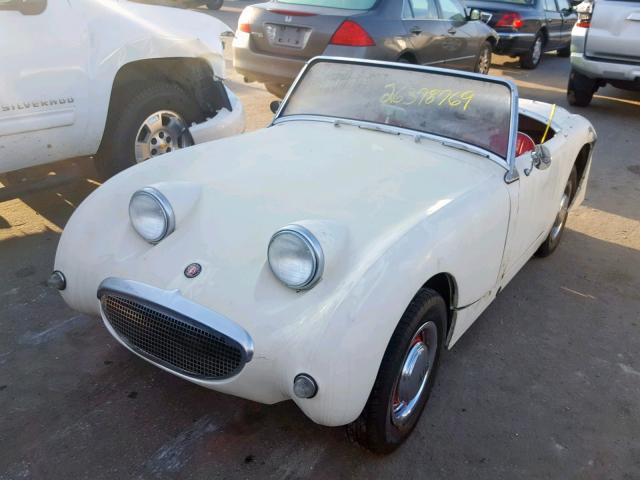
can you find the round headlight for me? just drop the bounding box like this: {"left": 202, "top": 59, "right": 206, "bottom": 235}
{"left": 129, "top": 187, "right": 175, "bottom": 244}
{"left": 268, "top": 225, "right": 324, "bottom": 290}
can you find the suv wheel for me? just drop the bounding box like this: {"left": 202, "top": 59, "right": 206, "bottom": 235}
{"left": 96, "top": 82, "right": 202, "bottom": 180}
{"left": 567, "top": 70, "right": 596, "bottom": 107}
{"left": 520, "top": 33, "right": 544, "bottom": 69}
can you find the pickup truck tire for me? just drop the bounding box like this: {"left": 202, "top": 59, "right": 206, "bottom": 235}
{"left": 204, "top": 0, "right": 223, "bottom": 9}
{"left": 520, "top": 33, "right": 544, "bottom": 69}
{"left": 567, "top": 70, "right": 596, "bottom": 107}
{"left": 96, "top": 82, "right": 202, "bottom": 180}
{"left": 346, "top": 288, "right": 446, "bottom": 454}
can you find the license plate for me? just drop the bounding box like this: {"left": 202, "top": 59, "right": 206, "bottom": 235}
{"left": 265, "top": 24, "right": 309, "bottom": 48}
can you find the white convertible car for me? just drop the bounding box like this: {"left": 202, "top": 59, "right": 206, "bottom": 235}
{"left": 50, "top": 58, "right": 596, "bottom": 453}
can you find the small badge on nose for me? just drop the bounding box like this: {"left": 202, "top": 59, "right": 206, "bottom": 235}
{"left": 184, "top": 263, "right": 202, "bottom": 279}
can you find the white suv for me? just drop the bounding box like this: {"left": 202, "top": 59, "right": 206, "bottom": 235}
{"left": 567, "top": 0, "right": 640, "bottom": 106}
{"left": 0, "top": 0, "right": 244, "bottom": 179}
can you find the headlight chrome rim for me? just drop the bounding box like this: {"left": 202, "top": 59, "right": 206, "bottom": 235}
{"left": 268, "top": 224, "right": 324, "bottom": 290}
{"left": 129, "top": 187, "right": 175, "bottom": 244}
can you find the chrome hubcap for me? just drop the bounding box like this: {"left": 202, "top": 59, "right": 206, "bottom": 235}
{"left": 134, "top": 110, "right": 192, "bottom": 163}
{"left": 479, "top": 47, "right": 491, "bottom": 74}
{"left": 532, "top": 38, "right": 542, "bottom": 64}
{"left": 391, "top": 321, "right": 438, "bottom": 427}
{"left": 550, "top": 184, "right": 571, "bottom": 243}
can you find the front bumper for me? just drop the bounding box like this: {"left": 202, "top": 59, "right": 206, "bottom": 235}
{"left": 189, "top": 86, "right": 245, "bottom": 144}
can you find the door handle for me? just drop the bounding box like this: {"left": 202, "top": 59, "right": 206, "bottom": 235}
{"left": 410, "top": 26, "right": 422, "bottom": 34}
{"left": 448, "top": 27, "right": 457, "bottom": 34}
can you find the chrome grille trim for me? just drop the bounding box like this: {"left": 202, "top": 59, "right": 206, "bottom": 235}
{"left": 97, "top": 277, "right": 253, "bottom": 380}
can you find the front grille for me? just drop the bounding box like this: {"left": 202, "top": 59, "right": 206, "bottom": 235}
{"left": 100, "top": 293, "right": 245, "bottom": 380}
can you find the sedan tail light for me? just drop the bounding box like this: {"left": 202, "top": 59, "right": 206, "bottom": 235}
{"left": 495, "top": 12, "right": 523, "bottom": 29}
{"left": 576, "top": 11, "right": 591, "bottom": 27}
{"left": 329, "top": 20, "right": 375, "bottom": 47}
{"left": 239, "top": 23, "right": 251, "bottom": 33}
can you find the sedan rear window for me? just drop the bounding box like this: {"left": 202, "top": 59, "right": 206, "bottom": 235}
{"left": 275, "top": 0, "right": 377, "bottom": 9}
{"left": 280, "top": 60, "right": 513, "bottom": 158}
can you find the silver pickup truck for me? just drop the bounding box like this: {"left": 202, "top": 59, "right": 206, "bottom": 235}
{"left": 567, "top": 0, "right": 640, "bottom": 106}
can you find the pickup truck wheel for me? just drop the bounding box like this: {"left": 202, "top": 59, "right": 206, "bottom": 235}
{"left": 535, "top": 166, "right": 577, "bottom": 257}
{"left": 567, "top": 70, "right": 596, "bottom": 107}
{"left": 96, "top": 82, "right": 201, "bottom": 180}
{"left": 347, "top": 288, "right": 446, "bottom": 454}
{"left": 204, "top": 0, "right": 223, "bottom": 10}
{"left": 519, "top": 33, "right": 544, "bottom": 69}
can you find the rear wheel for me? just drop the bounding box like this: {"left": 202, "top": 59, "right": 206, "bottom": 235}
{"left": 347, "top": 288, "right": 446, "bottom": 453}
{"left": 520, "top": 33, "right": 544, "bottom": 69}
{"left": 535, "top": 166, "right": 577, "bottom": 257}
{"left": 567, "top": 70, "right": 596, "bottom": 107}
{"left": 475, "top": 41, "right": 492, "bottom": 74}
{"left": 95, "top": 82, "right": 202, "bottom": 180}
{"left": 264, "top": 83, "right": 290, "bottom": 99}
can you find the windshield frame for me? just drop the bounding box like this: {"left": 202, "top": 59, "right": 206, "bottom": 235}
{"left": 271, "top": 56, "right": 520, "bottom": 182}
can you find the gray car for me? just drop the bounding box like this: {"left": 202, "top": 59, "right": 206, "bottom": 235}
{"left": 233, "top": 0, "right": 499, "bottom": 97}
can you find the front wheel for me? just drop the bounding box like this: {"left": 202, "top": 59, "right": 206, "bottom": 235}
{"left": 475, "top": 41, "right": 492, "bottom": 75}
{"left": 535, "top": 166, "right": 577, "bottom": 257}
{"left": 347, "top": 288, "right": 446, "bottom": 454}
{"left": 520, "top": 33, "right": 544, "bottom": 69}
{"left": 95, "top": 82, "right": 202, "bottom": 180}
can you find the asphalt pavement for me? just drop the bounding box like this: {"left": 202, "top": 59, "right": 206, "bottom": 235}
{"left": 1, "top": 3, "right": 639, "bottom": 479}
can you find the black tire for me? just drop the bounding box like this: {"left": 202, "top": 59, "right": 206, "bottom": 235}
{"left": 475, "top": 41, "right": 493, "bottom": 74}
{"left": 264, "top": 83, "right": 290, "bottom": 99}
{"left": 204, "top": 0, "right": 223, "bottom": 9}
{"left": 95, "top": 82, "right": 202, "bottom": 180}
{"left": 556, "top": 45, "right": 571, "bottom": 57}
{"left": 519, "top": 33, "right": 544, "bottom": 69}
{"left": 347, "top": 288, "right": 446, "bottom": 454}
{"left": 567, "top": 70, "right": 596, "bottom": 107}
{"left": 535, "top": 166, "right": 577, "bottom": 257}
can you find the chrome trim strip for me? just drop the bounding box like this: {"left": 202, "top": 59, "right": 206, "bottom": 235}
{"left": 97, "top": 277, "right": 254, "bottom": 362}
{"left": 270, "top": 56, "right": 519, "bottom": 179}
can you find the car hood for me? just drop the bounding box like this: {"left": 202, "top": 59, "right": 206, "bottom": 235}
{"left": 56, "top": 120, "right": 505, "bottom": 315}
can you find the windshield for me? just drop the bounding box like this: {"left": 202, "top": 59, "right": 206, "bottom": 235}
{"left": 280, "top": 60, "right": 513, "bottom": 158}
{"left": 275, "top": 0, "right": 377, "bottom": 9}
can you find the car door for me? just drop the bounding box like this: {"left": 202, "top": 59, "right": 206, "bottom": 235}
{"left": 556, "top": 0, "right": 576, "bottom": 46}
{"left": 500, "top": 145, "right": 560, "bottom": 287}
{"left": 436, "top": 0, "right": 479, "bottom": 70}
{"left": 0, "top": 0, "right": 90, "bottom": 173}
{"left": 542, "top": 0, "right": 564, "bottom": 49}
{"left": 402, "top": 0, "right": 450, "bottom": 66}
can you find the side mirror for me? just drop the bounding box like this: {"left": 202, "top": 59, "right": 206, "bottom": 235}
{"left": 0, "top": 0, "right": 46, "bottom": 15}
{"left": 525, "top": 144, "right": 552, "bottom": 175}
{"left": 269, "top": 100, "right": 281, "bottom": 114}
{"left": 468, "top": 8, "right": 481, "bottom": 21}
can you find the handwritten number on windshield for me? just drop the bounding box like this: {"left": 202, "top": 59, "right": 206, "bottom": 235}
{"left": 380, "top": 83, "right": 474, "bottom": 111}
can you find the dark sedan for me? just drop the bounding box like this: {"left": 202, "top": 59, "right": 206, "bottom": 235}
{"left": 233, "top": 0, "right": 499, "bottom": 98}
{"left": 465, "top": 0, "right": 576, "bottom": 69}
